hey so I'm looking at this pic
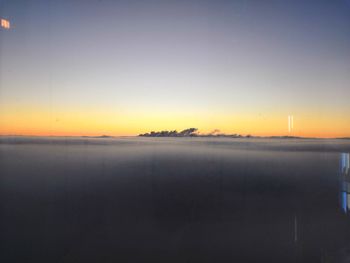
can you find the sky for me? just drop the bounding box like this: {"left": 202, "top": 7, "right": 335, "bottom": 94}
{"left": 0, "top": 0, "right": 350, "bottom": 137}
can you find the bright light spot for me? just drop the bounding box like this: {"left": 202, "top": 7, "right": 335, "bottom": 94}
{"left": 1, "top": 18, "right": 10, "bottom": 29}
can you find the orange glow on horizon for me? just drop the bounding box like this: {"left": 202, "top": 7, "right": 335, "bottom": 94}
{"left": 1, "top": 106, "right": 349, "bottom": 138}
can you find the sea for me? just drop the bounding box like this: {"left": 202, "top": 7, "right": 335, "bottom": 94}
{"left": 1, "top": 136, "right": 350, "bottom": 263}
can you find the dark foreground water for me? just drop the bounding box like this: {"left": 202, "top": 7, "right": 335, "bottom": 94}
{"left": 1, "top": 137, "right": 350, "bottom": 263}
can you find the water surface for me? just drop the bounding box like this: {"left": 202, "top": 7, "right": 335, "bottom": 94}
{"left": 1, "top": 137, "right": 350, "bottom": 262}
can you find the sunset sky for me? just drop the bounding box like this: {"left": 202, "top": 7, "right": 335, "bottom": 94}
{"left": 1, "top": 0, "right": 350, "bottom": 137}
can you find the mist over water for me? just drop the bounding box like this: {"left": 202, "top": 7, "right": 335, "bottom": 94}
{"left": 1, "top": 137, "right": 350, "bottom": 262}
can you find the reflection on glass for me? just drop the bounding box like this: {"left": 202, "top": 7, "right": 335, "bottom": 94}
{"left": 0, "top": 18, "right": 10, "bottom": 29}
{"left": 340, "top": 153, "right": 350, "bottom": 213}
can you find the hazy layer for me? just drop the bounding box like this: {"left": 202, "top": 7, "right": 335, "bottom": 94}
{"left": 1, "top": 137, "right": 350, "bottom": 262}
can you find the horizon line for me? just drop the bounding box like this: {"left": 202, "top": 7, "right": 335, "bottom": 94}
{"left": 1, "top": 134, "right": 349, "bottom": 140}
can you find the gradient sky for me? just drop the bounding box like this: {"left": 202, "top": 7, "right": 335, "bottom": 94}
{"left": 1, "top": 0, "right": 350, "bottom": 137}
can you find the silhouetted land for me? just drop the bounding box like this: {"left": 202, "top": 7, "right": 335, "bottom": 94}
{"left": 139, "top": 128, "right": 200, "bottom": 137}
{"left": 139, "top": 128, "right": 254, "bottom": 138}
{"left": 82, "top": 135, "right": 115, "bottom": 139}
{"left": 139, "top": 128, "right": 302, "bottom": 139}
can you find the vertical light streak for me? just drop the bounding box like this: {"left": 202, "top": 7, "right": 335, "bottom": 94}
{"left": 340, "top": 153, "right": 350, "bottom": 214}
{"left": 288, "top": 116, "right": 291, "bottom": 133}
{"left": 288, "top": 115, "right": 294, "bottom": 133}
{"left": 342, "top": 192, "right": 347, "bottom": 213}
{"left": 294, "top": 215, "right": 298, "bottom": 243}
